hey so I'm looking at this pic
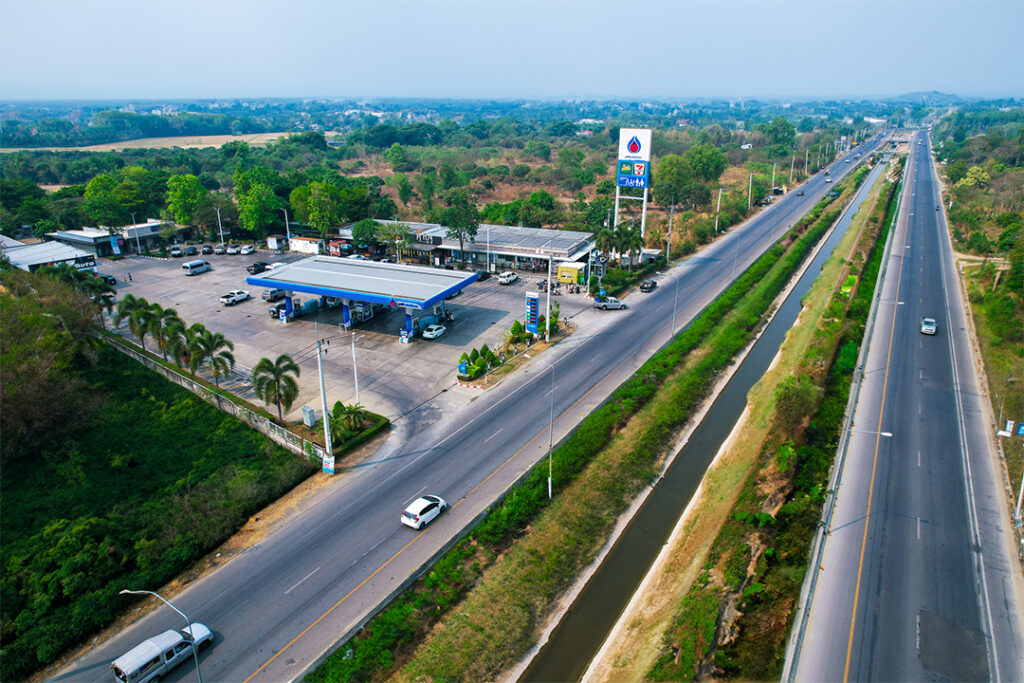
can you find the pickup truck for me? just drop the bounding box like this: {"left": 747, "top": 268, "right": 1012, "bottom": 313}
{"left": 220, "top": 290, "right": 251, "bottom": 306}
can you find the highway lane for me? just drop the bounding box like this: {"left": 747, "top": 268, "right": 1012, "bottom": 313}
{"left": 52, "top": 136, "right": 887, "bottom": 683}
{"left": 790, "top": 133, "right": 1023, "bottom": 681}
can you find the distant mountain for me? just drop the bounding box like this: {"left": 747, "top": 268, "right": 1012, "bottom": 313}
{"left": 891, "top": 91, "right": 963, "bottom": 106}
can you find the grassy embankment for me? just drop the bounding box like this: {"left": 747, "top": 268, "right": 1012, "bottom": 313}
{"left": 309, "top": 169, "right": 869, "bottom": 683}
{"left": 0, "top": 344, "right": 320, "bottom": 681}
{"left": 646, "top": 160, "right": 901, "bottom": 681}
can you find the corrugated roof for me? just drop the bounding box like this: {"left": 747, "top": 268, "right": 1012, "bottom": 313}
{"left": 6, "top": 241, "right": 92, "bottom": 269}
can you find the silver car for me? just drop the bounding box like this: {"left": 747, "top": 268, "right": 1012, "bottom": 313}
{"left": 595, "top": 297, "right": 627, "bottom": 310}
{"left": 920, "top": 317, "right": 937, "bottom": 335}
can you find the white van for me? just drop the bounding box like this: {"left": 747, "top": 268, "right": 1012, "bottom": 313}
{"left": 182, "top": 260, "right": 211, "bottom": 276}
{"left": 110, "top": 623, "right": 212, "bottom": 682}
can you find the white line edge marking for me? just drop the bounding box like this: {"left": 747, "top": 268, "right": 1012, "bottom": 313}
{"left": 285, "top": 567, "right": 320, "bottom": 595}
{"left": 483, "top": 428, "right": 503, "bottom": 444}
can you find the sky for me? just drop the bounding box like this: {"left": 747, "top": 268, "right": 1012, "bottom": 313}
{"left": 1, "top": 0, "right": 1022, "bottom": 102}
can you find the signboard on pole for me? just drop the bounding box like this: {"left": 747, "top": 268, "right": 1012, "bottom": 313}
{"left": 525, "top": 291, "right": 540, "bottom": 334}
{"left": 322, "top": 455, "right": 335, "bottom": 474}
{"left": 616, "top": 128, "right": 652, "bottom": 188}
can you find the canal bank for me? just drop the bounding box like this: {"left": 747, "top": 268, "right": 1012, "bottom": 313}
{"left": 516, "top": 161, "right": 887, "bottom": 683}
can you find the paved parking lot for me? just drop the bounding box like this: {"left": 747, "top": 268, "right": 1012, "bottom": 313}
{"left": 97, "top": 250, "right": 600, "bottom": 423}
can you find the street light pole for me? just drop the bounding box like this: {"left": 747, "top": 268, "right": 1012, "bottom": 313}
{"left": 119, "top": 589, "right": 203, "bottom": 683}
{"left": 130, "top": 212, "right": 141, "bottom": 254}
{"left": 215, "top": 207, "right": 225, "bottom": 244}
{"left": 351, "top": 333, "right": 363, "bottom": 405}
{"left": 527, "top": 355, "right": 556, "bottom": 499}
{"left": 315, "top": 322, "right": 333, "bottom": 464}
{"left": 545, "top": 253, "right": 552, "bottom": 344}
{"left": 280, "top": 208, "right": 291, "bottom": 246}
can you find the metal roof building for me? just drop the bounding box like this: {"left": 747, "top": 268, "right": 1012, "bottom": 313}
{"left": 4, "top": 241, "right": 97, "bottom": 272}
{"left": 246, "top": 255, "right": 477, "bottom": 340}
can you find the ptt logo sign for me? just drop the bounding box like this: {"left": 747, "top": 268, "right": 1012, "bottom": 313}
{"left": 617, "top": 128, "right": 651, "bottom": 162}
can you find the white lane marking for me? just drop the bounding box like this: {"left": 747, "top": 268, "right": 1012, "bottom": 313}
{"left": 483, "top": 427, "right": 504, "bottom": 444}
{"left": 284, "top": 567, "right": 320, "bottom": 595}
{"left": 918, "top": 450, "right": 921, "bottom": 467}
{"left": 917, "top": 517, "right": 921, "bottom": 540}
{"left": 544, "top": 385, "right": 559, "bottom": 398}
{"left": 919, "top": 403, "right": 922, "bottom": 415}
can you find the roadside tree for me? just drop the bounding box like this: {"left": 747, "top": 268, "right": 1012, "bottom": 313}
{"left": 166, "top": 174, "right": 207, "bottom": 226}
{"left": 252, "top": 354, "right": 301, "bottom": 422}
{"left": 441, "top": 188, "right": 479, "bottom": 265}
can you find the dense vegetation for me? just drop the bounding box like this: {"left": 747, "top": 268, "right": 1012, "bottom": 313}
{"left": 0, "top": 268, "right": 317, "bottom": 680}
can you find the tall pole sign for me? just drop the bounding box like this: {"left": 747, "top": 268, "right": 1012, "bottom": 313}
{"left": 614, "top": 128, "right": 652, "bottom": 238}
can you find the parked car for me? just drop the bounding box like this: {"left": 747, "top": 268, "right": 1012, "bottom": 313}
{"left": 96, "top": 273, "right": 117, "bottom": 286}
{"left": 213, "top": 243, "right": 227, "bottom": 255}
{"left": 595, "top": 296, "right": 627, "bottom": 310}
{"left": 475, "top": 270, "right": 491, "bottom": 281}
{"left": 401, "top": 495, "right": 447, "bottom": 529}
{"left": 169, "top": 246, "right": 183, "bottom": 257}
{"left": 920, "top": 317, "right": 937, "bottom": 335}
{"left": 201, "top": 245, "right": 214, "bottom": 254}
{"left": 261, "top": 288, "right": 286, "bottom": 302}
{"left": 219, "top": 290, "right": 251, "bottom": 306}
{"left": 239, "top": 245, "right": 255, "bottom": 255}
{"left": 422, "top": 323, "right": 447, "bottom": 339}
{"left": 345, "top": 254, "right": 367, "bottom": 260}
{"left": 268, "top": 301, "right": 289, "bottom": 318}
{"left": 247, "top": 261, "right": 270, "bottom": 274}
{"left": 110, "top": 623, "right": 212, "bottom": 683}
{"left": 184, "top": 246, "right": 198, "bottom": 256}
{"left": 225, "top": 244, "right": 240, "bottom": 255}
{"left": 498, "top": 271, "right": 518, "bottom": 285}
{"left": 639, "top": 279, "right": 656, "bottom": 292}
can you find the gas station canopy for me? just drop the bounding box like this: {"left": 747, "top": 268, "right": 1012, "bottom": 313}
{"left": 245, "top": 255, "right": 478, "bottom": 310}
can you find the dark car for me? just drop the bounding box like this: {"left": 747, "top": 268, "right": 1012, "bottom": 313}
{"left": 201, "top": 245, "right": 214, "bottom": 254}
{"left": 475, "top": 270, "right": 491, "bottom": 281}
{"left": 96, "top": 273, "right": 117, "bottom": 286}
{"left": 639, "top": 279, "right": 656, "bottom": 293}
{"left": 184, "top": 246, "right": 198, "bottom": 256}
{"left": 247, "top": 261, "right": 270, "bottom": 274}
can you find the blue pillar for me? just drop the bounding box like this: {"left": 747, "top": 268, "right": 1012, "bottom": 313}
{"left": 284, "top": 295, "right": 294, "bottom": 316}
{"left": 404, "top": 309, "right": 414, "bottom": 333}
{"left": 342, "top": 301, "right": 352, "bottom": 327}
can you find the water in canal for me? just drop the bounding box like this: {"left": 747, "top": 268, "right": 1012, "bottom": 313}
{"left": 521, "top": 164, "right": 884, "bottom": 682}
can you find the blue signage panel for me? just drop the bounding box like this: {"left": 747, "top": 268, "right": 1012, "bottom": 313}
{"left": 1017, "top": 421, "right": 1024, "bottom": 437}
{"left": 525, "top": 292, "right": 540, "bottom": 334}
{"left": 616, "top": 159, "right": 649, "bottom": 188}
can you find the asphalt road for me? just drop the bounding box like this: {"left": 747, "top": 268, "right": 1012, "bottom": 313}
{"left": 52, "top": 136, "right": 887, "bottom": 683}
{"left": 790, "top": 133, "right": 1023, "bottom": 681}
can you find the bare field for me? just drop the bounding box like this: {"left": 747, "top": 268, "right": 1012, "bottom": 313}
{"left": 0, "top": 131, "right": 342, "bottom": 153}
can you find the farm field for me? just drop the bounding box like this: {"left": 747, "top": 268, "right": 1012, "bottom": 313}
{"left": 0, "top": 131, "right": 341, "bottom": 153}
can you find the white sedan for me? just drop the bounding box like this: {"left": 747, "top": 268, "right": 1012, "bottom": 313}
{"left": 422, "top": 324, "right": 447, "bottom": 339}
{"left": 401, "top": 495, "right": 447, "bottom": 529}
{"left": 239, "top": 245, "right": 255, "bottom": 255}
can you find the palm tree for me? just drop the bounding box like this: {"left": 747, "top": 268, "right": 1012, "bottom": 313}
{"left": 115, "top": 294, "right": 153, "bottom": 349}
{"left": 166, "top": 321, "right": 207, "bottom": 372}
{"left": 196, "top": 329, "right": 235, "bottom": 387}
{"left": 619, "top": 224, "right": 646, "bottom": 270}
{"left": 252, "top": 354, "right": 301, "bottom": 422}
{"left": 146, "top": 303, "right": 182, "bottom": 361}
{"left": 595, "top": 226, "right": 616, "bottom": 257}
{"left": 81, "top": 277, "right": 116, "bottom": 328}
{"left": 340, "top": 403, "right": 367, "bottom": 432}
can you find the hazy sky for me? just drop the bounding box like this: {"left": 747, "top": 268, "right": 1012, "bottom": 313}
{"left": 2, "top": 0, "right": 1022, "bottom": 101}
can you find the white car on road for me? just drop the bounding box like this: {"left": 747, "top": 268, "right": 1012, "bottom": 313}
{"left": 920, "top": 317, "right": 937, "bottom": 335}
{"left": 220, "top": 290, "right": 251, "bottom": 306}
{"left": 401, "top": 495, "right": 447, "bottom": 529}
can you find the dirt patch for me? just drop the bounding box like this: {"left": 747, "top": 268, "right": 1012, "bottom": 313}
{"left": 1, "top": 131, "right": 334, "bottom": 153}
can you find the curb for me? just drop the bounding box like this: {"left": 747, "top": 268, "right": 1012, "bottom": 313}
{"left": 457, "top": 383, "right": 487, "bottom": 389}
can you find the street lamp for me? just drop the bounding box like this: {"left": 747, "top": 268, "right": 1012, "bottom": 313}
{"left": 351, "top": 332, "right": 364, "bottom": 405}
{"left": 119, "top": 589, "right": 203, "bottom": 683}
{"left": 130, "top": 212, "right": 141, "bottom": 254}
{"left": 526, "top": 354, "right": 555, "bottom": 499}
{"left": 280, "top": 207, "right": 292, "bottom": 246}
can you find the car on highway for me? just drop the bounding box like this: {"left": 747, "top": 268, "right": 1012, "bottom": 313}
{"left": 247, "top": 261, "right": 270, "bottom": 274}
{"left": 169, "top": 246, "right": 183, "bottom": 257}
{"left": 422, "top": 323, "right": 447, "bottom": 339}
{"left": 225, "top": 244, "right": 240, "bottom": 255}
{"left": 219, "top": 290, "right": 251, "bottom": 306}
{"left": 401, "top": 495, "right": 447, "bottom": 529}
{"left": 498, "top": 271, "right": 518, "bottom": 285}
{"left": 110, "top": 623, "right": 212, "bottom": 683}
{"left": 595, "top": 296, "right": 627, "bottom": 310}
{"left": 920, "top": 317, "right": 937, "bottom": 335}
{"left": 796, "top": 190, "right": 805, "bottom": 196}
{"left": 825, "top": 177, "right": 832, "bottom": 183}
{"left": 213, "top": 243, "right": 227, "bottom": 255}
{"left": 639, "top": 279, "right": 657, "bottom": 292}
{"left": 201, "top": 244, "right": 214, "bottom": 254}
{"left": 239, "top": 245, "right": 255, "bottom": 255}
{"left": 261, "top": 288, "right": 286, "bottom": 302}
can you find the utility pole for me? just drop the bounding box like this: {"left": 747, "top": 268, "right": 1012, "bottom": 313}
{"left": 666, "top": 202, "right": 675, "bottom": 260}
{"left": 545, "top": 253, "right": 553, "bottom": 344}
{"left": 789, "top": 154, "right": 795, "bottom": 184}
{"left": 130, "top": 212, "right": 141, "bottom": 254}
{"left": 805, "top": 149, "right": 809, "bottom": 178}
{"left": 351, "top": 332, "right": 363, "bottom": 405}
{"left": 747, "top": 173, "right": 753, "bottom": 211}
{"left": 771, "top": 162, "right": 777, "bottom": 194}
{"left": 315, "top": 323, "right": 333, "bottom": 465}
{"left": 280, "top": 207, "right": 292, "bottom": 245}
{"left": 714, "top": 188, "right": 723, "bottom": 235}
